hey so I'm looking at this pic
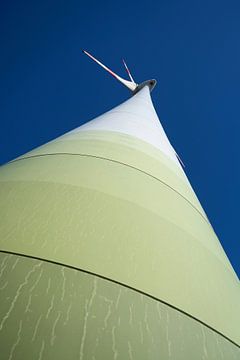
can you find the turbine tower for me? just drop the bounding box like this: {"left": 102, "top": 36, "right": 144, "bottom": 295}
{"left": 0, "top": 51, "right": 239, "bottom": 359}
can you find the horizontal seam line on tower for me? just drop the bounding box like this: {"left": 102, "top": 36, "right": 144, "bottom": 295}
{"left": 0, "top": 249, "right": 239, "bottom": 349}
{"left": 9, "top": 152, "right": 210, "bottom": 225}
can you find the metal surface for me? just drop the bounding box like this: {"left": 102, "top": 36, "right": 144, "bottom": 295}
{"left": 0, "top": 86, "right": 239, "bottom": 358}
{"left": 0, "top": 252, "right": 239, "bottom": 360}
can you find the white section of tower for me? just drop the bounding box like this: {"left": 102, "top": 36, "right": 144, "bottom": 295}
{"left": 69, "top": 87, "right": 181, "bottom": 166}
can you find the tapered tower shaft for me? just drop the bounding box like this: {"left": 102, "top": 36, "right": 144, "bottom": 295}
{"left": 0, "top": 86, "right": 239, "bottom": 359}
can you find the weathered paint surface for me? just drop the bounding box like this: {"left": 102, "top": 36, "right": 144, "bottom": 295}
{"left": 0, "top": 87, "right": 239, "bottom": 358}
{"left": 0, "top": 253, "right": 239, "bottom": 360}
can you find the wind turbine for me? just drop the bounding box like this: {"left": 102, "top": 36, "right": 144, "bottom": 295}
{"left": 82, "top": 50, "right": 157, "bottom": 94}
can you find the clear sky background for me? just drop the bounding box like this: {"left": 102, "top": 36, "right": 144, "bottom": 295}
{"left": 0, "top": 0, "right": 239, "bottom": 277}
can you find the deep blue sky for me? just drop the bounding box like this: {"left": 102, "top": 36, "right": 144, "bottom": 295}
{"left": 1, "top": 0, "right": 239, "bottom": 276}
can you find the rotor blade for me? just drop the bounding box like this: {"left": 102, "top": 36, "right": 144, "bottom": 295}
{"left": 122, "top": 58, "right": 135, "bottom": 83}
{"left": 82, "top": 50, "right": 138, "bottom": 92}
{"left": 83, "top": 50, "right": 119, "bottom": 80}
{"left": 175, "top": 151, "right": 185, "bottom": 168}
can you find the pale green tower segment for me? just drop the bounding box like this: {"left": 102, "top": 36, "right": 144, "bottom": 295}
{"left": 0, "top": 87, "right": 239, "bottom": 359}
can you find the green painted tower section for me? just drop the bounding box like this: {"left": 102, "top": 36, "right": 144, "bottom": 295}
{"left": 0, "top": 87, "right": 239, "bottom": 359}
